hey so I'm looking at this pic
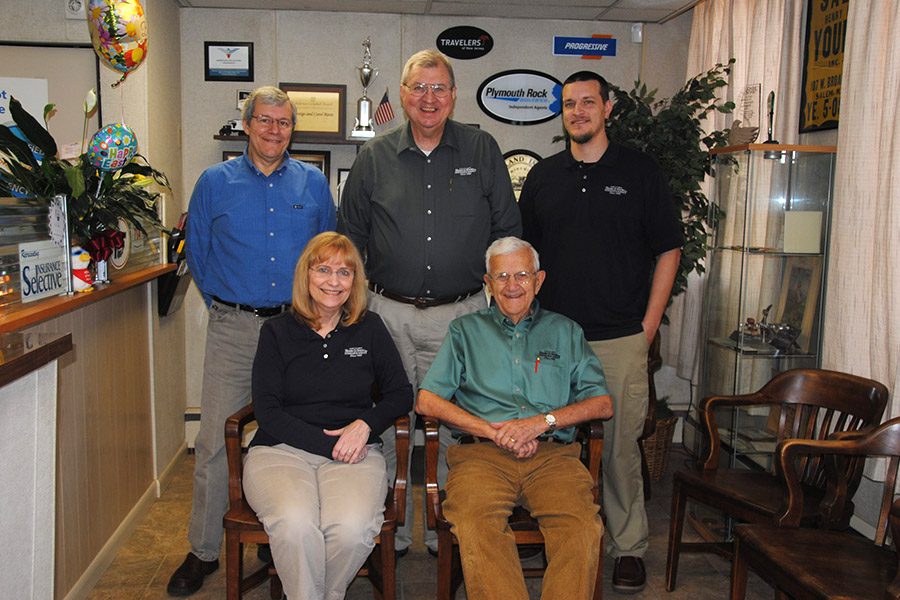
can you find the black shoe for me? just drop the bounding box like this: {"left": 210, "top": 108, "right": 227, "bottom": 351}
{"left": 612, "top": 556, "right": 646, "bottom": 594}
{"left": 427, "top": 546, "right": 439, "bottom": 558}
{"left": 167, "top": 552, "right": 219, "bottom": 596}
{"left": 257, "top": 543, "right": 273, "bottom": 565}
{"left": 395, "top": 547, "right": 409, "bottom": 559}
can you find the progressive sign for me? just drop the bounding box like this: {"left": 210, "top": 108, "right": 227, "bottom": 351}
{"left": 476, "top": 70, "right": 562, "bottom": 125}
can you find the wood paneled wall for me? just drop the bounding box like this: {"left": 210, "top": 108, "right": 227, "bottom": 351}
{"left": 24, "top": 286, "right": 154, "bottom": 598}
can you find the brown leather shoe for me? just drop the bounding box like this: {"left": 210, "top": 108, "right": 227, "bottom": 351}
{"left": 166, "top": 552, "right": 219, "bottom": 596}
{"left": 612, "top": 556, "right": 646, "bottom": 594}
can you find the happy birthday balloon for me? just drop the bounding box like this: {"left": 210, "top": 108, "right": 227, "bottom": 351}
{"left": 88, "top": 0, "right": 148, "bottom": 87}
{"left": 87, "top": 123, "right": 138, "bottom": 171}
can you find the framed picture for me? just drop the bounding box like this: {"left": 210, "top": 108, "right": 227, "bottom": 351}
{"left": 279, "top": 82, "right": 346, "bottom": 141}
{"left": 222, "top": 150, "right": 241, "bottom": 161}
{"left": 204, "top": 42, "right": 254, "bottom": 82}
{"left": 236, "top": 89, "right": 252, "bottom": 111}
{"left": 774, "top": 256, "right": 822, "bottom": 353}
{"left": 291, "top": 150, "right": 330, "bottom": 180}
{"left": 503, "top": 149, "right": 542, "bottom": 202}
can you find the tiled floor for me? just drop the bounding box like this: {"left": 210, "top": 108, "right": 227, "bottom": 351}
{"left": 86, "top": 446, "right": 772, "bottom": 599}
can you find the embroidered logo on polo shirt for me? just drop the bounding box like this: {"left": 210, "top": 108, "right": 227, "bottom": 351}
{"left": 344, "top": 347, "right": 368, "bottom": 358}
{"left": 537, "top": 350, "right": 560, "bottom": 361}
{"left": 604, "top": 185, "right": 627, "bottom": 195}
{"left": 454, "top": 166, "right": 477, "bottom": 176}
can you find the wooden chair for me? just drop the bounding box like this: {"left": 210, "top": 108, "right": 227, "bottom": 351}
{"left": 666, "top": 368, "right": 889, "bottom": 591}
{"left": 424, "top": 416, "right": 605, "bottom": 600}
{"left": 730, "top": 416, "right": 900, "bottom": 600}
{"left": 223, "top": 404, "right": 410, "bottom": 600}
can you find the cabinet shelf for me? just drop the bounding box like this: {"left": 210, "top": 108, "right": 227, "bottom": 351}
{"left": 684, "top": 144, "right": 836, "bottom": 468}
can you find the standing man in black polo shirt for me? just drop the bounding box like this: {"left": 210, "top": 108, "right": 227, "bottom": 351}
{"left": 339, "top": 48, "right": 520, "bottom": 556}
{"left": 519, "top": 70, "right": 683, "bottom": 594}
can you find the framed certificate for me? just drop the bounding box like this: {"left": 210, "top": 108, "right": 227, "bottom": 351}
{"left": 279, "top": 82, "right": 347, "bottom": 142}
{"left": 204, "top": 42, "right": 253, "bottom": 82}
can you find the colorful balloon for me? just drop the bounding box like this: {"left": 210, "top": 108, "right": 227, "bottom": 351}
{"left": 87, "top": 0, "right": 148, "bottom": 86}
{"left": 87, "top": 123, "right": 138, "bottom": 171}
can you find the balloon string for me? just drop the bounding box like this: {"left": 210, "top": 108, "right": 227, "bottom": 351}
{"left": 95, "top": 171, "right": 106, "bottom": 199}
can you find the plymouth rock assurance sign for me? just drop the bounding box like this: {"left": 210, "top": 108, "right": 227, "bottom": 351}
{"left": 476, "top": 70, "right": 562, "bottom": 125}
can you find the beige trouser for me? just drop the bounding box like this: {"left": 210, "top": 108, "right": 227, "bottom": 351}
{"left": 589, "top": 332, "right": 650, "bottom": 558}
{"left": 243, "top": 444, "right": 387, "bottom": 600}
{"left": 443, "top": 442, "right": 603, "bottom": 600}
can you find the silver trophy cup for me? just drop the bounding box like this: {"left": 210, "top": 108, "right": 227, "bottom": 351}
{"left": 351, "top": 38, "right": 378, "bottom": 139}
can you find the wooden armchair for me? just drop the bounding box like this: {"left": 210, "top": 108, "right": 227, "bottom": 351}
{"left": 424, "top": 416, "right": 605, "bottom": 600}
{"left": 222, "top": 404, "right": 410, "bottom": 600}
{"left": 666, "top": 368, "right": 888, "bottom": 590}
{"left": 730, "top": 416, "right": 900, "bottom": 599}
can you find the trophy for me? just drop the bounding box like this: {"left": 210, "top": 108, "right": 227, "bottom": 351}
{"left": 351, "top": 38, "right": 377, "bottom": 139}
{"left": 762, "top": 91, "right": 783, "bottom": 160}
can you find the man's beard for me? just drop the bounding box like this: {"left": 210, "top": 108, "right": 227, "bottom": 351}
{"left": 570, "top": 131, "right": 594, "bottom": 144}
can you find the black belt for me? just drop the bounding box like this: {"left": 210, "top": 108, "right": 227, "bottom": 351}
{"left": 212, "top": 296, "right": 290, "bottom": 318}
{"left": 457, "top": 435, "right": 569, "bottom": 445}
{"left": 369, "top": 282, "right": 483, "bottom": 309}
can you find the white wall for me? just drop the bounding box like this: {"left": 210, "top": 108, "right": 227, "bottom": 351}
{"left": 179, "top": 8, "right": 694, "bottom": 407}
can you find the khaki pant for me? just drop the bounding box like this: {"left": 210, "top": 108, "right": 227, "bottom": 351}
{"left": 589, "top": 332, "right": 650, "bottom": 558}
{"left": 443, "top": 442, "right": 603, "bottom": 600}
{"left": 243, "top": 444, "right": 387, "bottom": 600}
{"left": 188, "top": 301, "right": 273, "bottom": 561}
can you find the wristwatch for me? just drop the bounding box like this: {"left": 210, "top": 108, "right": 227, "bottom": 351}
{"left": 544, "top": 413, "right": 558, "bottom": 433}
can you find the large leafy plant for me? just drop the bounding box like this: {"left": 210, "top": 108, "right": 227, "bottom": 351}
{"left": 0, "top": 95, "right": 167, "bottom": 244}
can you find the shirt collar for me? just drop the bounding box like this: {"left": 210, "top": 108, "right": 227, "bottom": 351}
{"left": 489, "top": 300, "right": 541, "bottom": 334}
{"left": 241, "top": 149, "right": 291, "bottom": 176}
{"left": 396, "top": 120, "right": 460, "bottom": 156}
{"left": 565, "top": 140, "right": 622, "bottom": 171}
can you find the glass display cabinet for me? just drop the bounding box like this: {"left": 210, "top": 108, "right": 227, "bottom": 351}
{"left": 685, "top": 144, "right": 837, "bottom": 471}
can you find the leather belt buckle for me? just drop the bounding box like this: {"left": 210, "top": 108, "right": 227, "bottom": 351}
{"left": 413, "top": 297, "right": 431, "bottom": 309}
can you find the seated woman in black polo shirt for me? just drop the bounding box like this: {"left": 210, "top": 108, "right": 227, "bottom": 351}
{"left": 243, "top": 231, "right": 412, "bottom": 600}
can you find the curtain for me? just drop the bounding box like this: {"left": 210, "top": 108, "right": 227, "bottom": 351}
{"left": 822, "top": 2, "right": 900, "bottom": 417}
{"left": 666, "top": 0, "right": 805, "bottom": 381}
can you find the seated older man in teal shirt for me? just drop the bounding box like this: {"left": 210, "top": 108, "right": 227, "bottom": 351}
{"left": 416, "top": 236, "right": 613, "bottom": 600}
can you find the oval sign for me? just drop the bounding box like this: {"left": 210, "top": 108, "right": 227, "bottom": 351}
{"left": 437, "top": 26, "right": 494, "bottom": 60}
{"left": 477, "top": 70, "right": 562, "bottom": 126}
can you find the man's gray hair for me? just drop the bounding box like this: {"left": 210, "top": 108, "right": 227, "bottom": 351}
{"left": 401, "top": 49, "right": 456, "bottom": 88}
{"left": 485, "top": 237, "right": 540, "bottom": 273}
{"left": 242, "top": 85, "right": 296, "bottom": 126}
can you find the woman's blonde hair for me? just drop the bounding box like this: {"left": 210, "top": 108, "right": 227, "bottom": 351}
{"left": 292, "top": 232, "right": 367, "bottom": 330}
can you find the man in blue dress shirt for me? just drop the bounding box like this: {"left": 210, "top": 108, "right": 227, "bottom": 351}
{"left": 168, "top": 86, "right": 335, "bottom": 596}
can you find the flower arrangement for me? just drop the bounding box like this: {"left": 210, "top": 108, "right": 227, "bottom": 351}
{"left": 0, "top": 91, "right": 168, "bottom": 262}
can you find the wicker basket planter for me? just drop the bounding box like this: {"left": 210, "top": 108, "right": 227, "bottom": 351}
{"left": 644, "top": 416, "right": 678, "bottom": 481}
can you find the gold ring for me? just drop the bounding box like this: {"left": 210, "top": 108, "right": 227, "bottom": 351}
{"left": 510, "top": 437, "right": 516, "bottom": 443}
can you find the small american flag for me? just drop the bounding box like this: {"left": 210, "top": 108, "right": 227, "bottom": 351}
{"left": 373, "top": 89, "right": 395, "bottom": 126}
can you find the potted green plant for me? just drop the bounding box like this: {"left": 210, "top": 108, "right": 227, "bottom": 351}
{"left": 0, "top": 93, "right": 168, "bottom": 274}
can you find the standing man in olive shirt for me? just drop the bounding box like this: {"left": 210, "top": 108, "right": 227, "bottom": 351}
{"left": 339, "top": 48, "right": 520, "bottom": 555}
{"left": 520, "top": 71, "right": 683, "bottom": 594}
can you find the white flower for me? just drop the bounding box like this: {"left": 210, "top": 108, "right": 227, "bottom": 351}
{"left": 83, "top": 89, "right": 97, "bottom": 115}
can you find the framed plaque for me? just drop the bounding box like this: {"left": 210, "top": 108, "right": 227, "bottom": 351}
{"left": 279, "top": 82, "right": 347, "bottom": 142}
{"left": 204, "top": 42, "right": 254, "bottom": 82}
{"left": 503, "top": 149, "right": 541, "bottom": 201}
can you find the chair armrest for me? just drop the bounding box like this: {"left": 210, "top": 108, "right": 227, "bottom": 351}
{"left": 699, "top": 392, "right": 778, "bottom": 470}
{"left": 774, "top": 434, "right": 865, "bottom": 529}
{"left": 576, "top": 419, "right": 604, "bottom": 504}
{"left": 390, "top": 415, "right": 410, "bottom": 527}
{"left": 225, "top": 403, "right": 256, "bottom": 508}
{"left": 423, "top": 416, "right": 442, "bottom": 530}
